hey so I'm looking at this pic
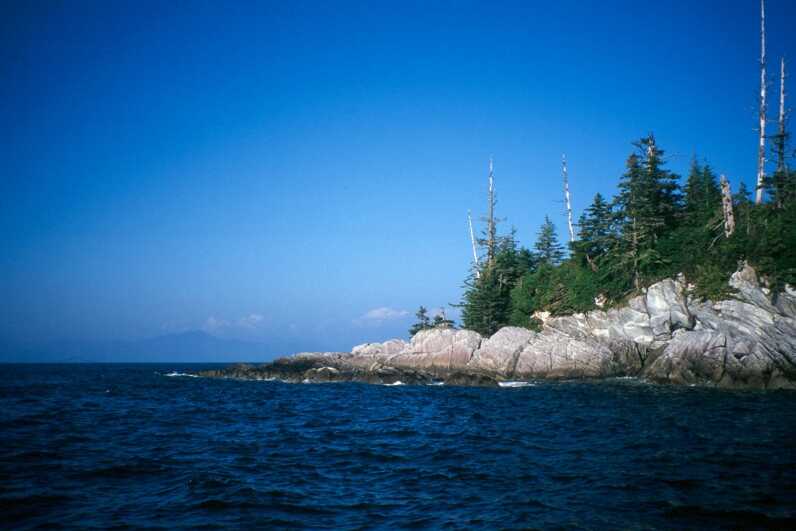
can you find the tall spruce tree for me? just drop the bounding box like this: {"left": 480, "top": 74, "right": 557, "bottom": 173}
{"left": 661, "top": 158, "right": 725, "bottom": 286}
{"left": 683, "top": 159, "right": 722, "bottom": 227}
{"left": 610, "top": 135, "right": 682, "bottom": 291}
{"left": 534, "top": 216, "right": 565, "bottom": 266}
{"left": 734, "top": 182, "right": 753, "bottom": 237}
{"left": 460, "top": 233, "right": 533, "bottom": 336}
{"left": 575, "top": 193, "right": 615, "bottom": 269}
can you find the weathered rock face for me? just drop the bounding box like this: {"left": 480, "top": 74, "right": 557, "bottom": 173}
{"left": 644, "top": 265, "right": 796, "bottom": 389}
{"left": 468, "top": 327, "right": 535, "bottom": 376}
{"left": 645, "top": 278, "right": 695, "bottom": 342}
{"left": 200, "top": 265, "right": 796, "bottom": 389}
{"left": 352, "top": 339, "right": 407, "bottom": 357}
{"left": 386, "top": 328, "right": 481, "bottom": 374}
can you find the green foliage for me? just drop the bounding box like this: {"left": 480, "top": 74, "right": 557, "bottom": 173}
{"left": 432, "top": 309, "right": 455, "bottom": 328}
{"left": 510, "top": 261, "right": 598, "bottom": 324}
{"left": 575, "top": 193, "right": 615, "bottom": 267}
{"left": 459, "top": 234, "right": 533, "bottom": 336}
{"left": 458, "top": 134, "right": 796, "bottom": 335}
{"left": 534, "top": 216, "right": 565, "bottom": 266}
{"left": 742, "top": 200, "right": 796, "bottom": 289}
{"left": 690, "top": 261, "right": 736, "bottom": 301}
{"left": 683, "top": 159, "right": 722, "bottom": 227}
{"left": 409, "top": 306, "right": 432, "bottom": 336}
{"left": 607, "top": 135, "right": 681, "bottom": 290}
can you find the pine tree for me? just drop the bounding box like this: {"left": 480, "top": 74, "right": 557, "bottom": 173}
{"left": 643, "top": 135, "right": 682, "bottom": 231}
{"left": 611, "top": 135, "right": 682, "bottom": 291}
{"left": 460, "top": 267, "right": 507, "bottom": 336}
{"left": 408, "top": 306, "right": 432, "bottom": 336}
{"left": 683, "top": 159, "right": 721, "bottom": 227}
{"left": 460, "top": 233, "right": 533, "bottom": 336}
{"left": 534, "top": 216, "right": 565, "bottom": 266}
{"left": 657, "top": 158, "right": 724, "bottom": 286}
{"left": 576, "top": 193, "right": 615, "bottom": 269}
{"left": 734, "top": 182, "right": 753, "bottom": 237}
{"left": 432, "top": 308, "right": 454, "bottom": 328}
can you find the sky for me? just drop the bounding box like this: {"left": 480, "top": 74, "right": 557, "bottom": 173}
{"left": 2, "top": 0, "right": 795, "bottom": 360}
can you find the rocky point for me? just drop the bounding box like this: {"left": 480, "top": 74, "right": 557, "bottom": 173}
{"left": 199, "top": 265, "right": 796, "bottom": 389}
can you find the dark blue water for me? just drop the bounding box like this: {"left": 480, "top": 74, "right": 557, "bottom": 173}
{"left": 1, "top": 364, "right": 795, "bottom": 529}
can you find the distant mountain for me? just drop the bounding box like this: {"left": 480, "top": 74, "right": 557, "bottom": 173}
{"left": 6, "top": 331, "right": 284, "bottom": 363}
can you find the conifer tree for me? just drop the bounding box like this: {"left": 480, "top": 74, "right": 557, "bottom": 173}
{"left": 408, "top": 306, "right": 432, "bottom": 336}
{"left": 683, "top": 159, "right": 721, "bottom": 227}
{"left": 611, "top": 135, "right": 682, "bottom": 291}
{"left": 432, "top": 308, "right": 454, "bottom": 328}
{"left": 460, "top": 233, "right": 533, "bottom": 336}
{"left": 534, "top": 216, "right": 565, "bottom": 266}
{"left": 576, "top": 193, "right": 615, "bottom": 269}
{"left": 734, "top": 182, "right": 753, "bottom": 237}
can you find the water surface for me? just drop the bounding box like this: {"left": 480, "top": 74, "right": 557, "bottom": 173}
{"left": 1, "top": 364, "right": 795, "bottom": 529}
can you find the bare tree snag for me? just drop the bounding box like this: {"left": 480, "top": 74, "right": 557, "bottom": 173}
{"left": 585, "top": 253, "right": 598, "bottom": 272}
{"left": 486, "top": 157, "right": 497, "bottom": 264}
{"left": 755, "top": 0, "right": 767, "bottom": 205}
{"left": 562, "top": 154, "right": 575, "bottom": 244}
{"left": 721, "top": 175, "right": 735, "bottom": 237}
{"left": 632, "top": 215, "right": 640, "bottom": 291}
{"left": 467, "top": 210, "right": 480, "bottom": 278}
{"left": 777, "top": 56, "right": 787, "bottom": 174}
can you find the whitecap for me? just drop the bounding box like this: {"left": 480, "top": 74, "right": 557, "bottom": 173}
{"left": 498, "top": 381, "right": 534, "bottom": 388}
{"left": 164, "top": 372, "right": 199, "bottom": 378}
{"left": 385, "top": 381, "right": 404, "bottom": 386}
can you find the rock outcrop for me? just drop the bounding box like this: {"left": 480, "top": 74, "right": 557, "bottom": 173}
{"left": 199, "top": 265, "right": 796, "bottom": 389}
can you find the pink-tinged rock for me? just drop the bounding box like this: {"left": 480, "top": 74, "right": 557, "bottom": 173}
{"left": 468, "top": 327, "right": 535, "bottom": 376}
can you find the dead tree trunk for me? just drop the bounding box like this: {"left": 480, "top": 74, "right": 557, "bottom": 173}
{"left": 772, "top": 57, "right": 788, "bottom": 208}
{"left": 721, "top": 175, "right": 735, "bottom": 237}
{"left": 562, "top": 154, "right": 575, "bottom": 244}
{"left": 486, "top": 157, "right": 497, "bottom": 264}
{"left": 755, "top": 0, "right": 767, "bottom": 205}
{"left": 632, "top": 215, "right": 640, "bottom": 291}
{"left": 777, "top": 57, "right": 787, "bottom": 174}
{"left": 467, "top": 210, "right": 480, "bottom": 278}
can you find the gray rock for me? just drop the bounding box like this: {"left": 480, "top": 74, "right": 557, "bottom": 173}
{"left": 202, "top": 266, "right": 796, "bottom": 390}
{"left": 386, "top": 328, "right": 481, "bottom": 374}
{"left": 351, "top": 339, "right": 407, "bottom": 357}
{"left": 645, "top": 278, "right": 695, "bottom": 341}
{"left": 468, "top": 326, "right": 535, "bottom": 376}
{"left": 644, "top": 330, "right": 728, "bottom": 386}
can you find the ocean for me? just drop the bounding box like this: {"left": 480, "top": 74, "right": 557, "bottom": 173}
{"left": 1, "top": 364, "right": 795, "bottom": 529}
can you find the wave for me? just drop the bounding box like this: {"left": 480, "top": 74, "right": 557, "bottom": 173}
{"left": 498, "top": 381, "right": 535, "bottom": 388}
{"left": 163, "top": 372, "right": 199, "bottom": 378}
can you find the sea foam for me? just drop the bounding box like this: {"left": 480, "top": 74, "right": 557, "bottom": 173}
{"left": 498, "top": 381, "right": 534, "bottom": 388}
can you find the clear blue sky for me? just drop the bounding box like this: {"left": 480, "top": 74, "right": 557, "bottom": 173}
{"left": 2, "top": 0, "right": 795, "bottom": 359}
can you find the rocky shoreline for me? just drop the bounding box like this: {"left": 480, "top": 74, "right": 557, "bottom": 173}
{"left": 198, "top": 265, "right": 796, "bottom": 389}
